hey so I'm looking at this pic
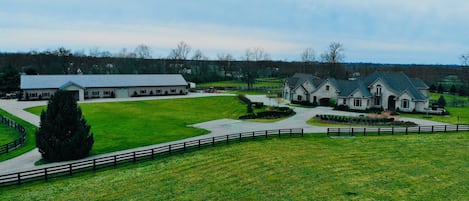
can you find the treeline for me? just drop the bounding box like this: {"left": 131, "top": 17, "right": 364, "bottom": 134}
{"left": 0, "top": 46, "right": 468, "bottom": 97}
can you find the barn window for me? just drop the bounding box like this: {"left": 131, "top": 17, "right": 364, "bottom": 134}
{"left": 326, "top": 85, "right": 330, "bottom": 91}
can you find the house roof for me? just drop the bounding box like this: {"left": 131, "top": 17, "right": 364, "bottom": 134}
{"left": 363, "top": 71, "right": 427, "bottom": 101}
{"left": 286, "top": 73, "right": 322, "bottom": 90}
{"left": 336, "top": 79, "right": 372, "bottom": 97}
{"left": 21, "top": 74, "right": 188, "bottom": 89}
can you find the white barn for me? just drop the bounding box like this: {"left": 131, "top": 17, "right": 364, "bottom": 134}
{"left": 20, "top": 74, "right": 189, "bottom": 101}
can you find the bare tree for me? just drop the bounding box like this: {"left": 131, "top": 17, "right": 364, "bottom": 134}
{"left": 461, "top": 53, "right": 469, "bottom": 67}
{"left": 217, "top": 53, "right": 235, "bottom": 80}
{"left": 192, "top": 49, "right": 207, "bottom": 75}
{"left": 242, "top": 47, "right": 270, "bottom": 89}
{"left": 320, "top": 42, "right": 346, "bottom": 78}
{"left": 301, "top": 47, "right": 316, "bottom": 73}
{"left": 167, "top": 41, "right": 191, "bottom": 73}
{"left": 134, "top": 44, "right": 152, "bottom": 59}
{"left": 321, "top": 42, "right": 344, "bottom": 63}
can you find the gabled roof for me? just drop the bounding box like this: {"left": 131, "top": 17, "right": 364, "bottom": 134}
{"left": 59, "top": 81, "right": 84, "bottom": 89}
{"left": 21, "top": 74, "right": 188, "bottom": 89}
{"left": 363, "top": 71, "right": 427, "bottom": 101}
{"left": 336, "top": 80, "right": 372, "bottom": 97}
{"left": 286, "top": 73, "right": 322, "bottom": 90}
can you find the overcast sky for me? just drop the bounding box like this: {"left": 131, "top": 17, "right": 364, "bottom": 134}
{"left": 1, "top": 0, "right": 468, "bottom": 64}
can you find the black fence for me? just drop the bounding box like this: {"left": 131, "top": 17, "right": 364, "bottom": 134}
{"left": 327, "top": 124, "right": 469, "bottom": 136}
{"left": 0, "top": 115, "right": 27, "bottom": 154}
{"left": 0, "top": 128, "right": 303, "bottom": 187}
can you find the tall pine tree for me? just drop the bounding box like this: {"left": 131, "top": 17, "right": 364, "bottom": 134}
{"left": 36, "top": 90, "right": 94, "bottom": 162}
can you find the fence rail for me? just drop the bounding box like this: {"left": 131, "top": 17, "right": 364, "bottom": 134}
{"left": 0, "top": 115, "right": 27, "bottom": 154}
{"left": 0, "top": 128, "right": 303, "bottom": 187}
{"left": 327, "top": 124, "right": 469, "bottom": 136}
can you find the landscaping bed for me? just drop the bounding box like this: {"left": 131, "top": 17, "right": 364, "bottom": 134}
{"left": 314, "top": 114, "right": 417, "bottom": 127}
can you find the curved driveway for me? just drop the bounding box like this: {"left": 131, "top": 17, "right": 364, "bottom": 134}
{"left": 0, "top": 93, "right": 447, "bottom": 174}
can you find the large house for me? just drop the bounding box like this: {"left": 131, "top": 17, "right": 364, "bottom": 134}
{"left": 20, "top": 74, "right": 189, "bottom": 101}
{"left": 283, "top": 71, "right": 430, "bottom": 112}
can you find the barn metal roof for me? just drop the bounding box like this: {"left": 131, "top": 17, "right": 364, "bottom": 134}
{"left": 21, "top": 74, "right": 188, "bottom": 89}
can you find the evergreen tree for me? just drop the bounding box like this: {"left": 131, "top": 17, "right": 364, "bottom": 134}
{"left": 437, "top": 84, "right": 445, "bottom": 93}
{"left": 450, "top": 84, "right": 457, "bottom": 94}
{"left": 437, "top": 95, "right": 446, "bottom": 107}
{"left": 36, "top": 90, "right": 94, "bottom": 162}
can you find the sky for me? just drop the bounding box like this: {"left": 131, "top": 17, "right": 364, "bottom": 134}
{"left": 1, "top": 0, "right": 468, "bottom": 64}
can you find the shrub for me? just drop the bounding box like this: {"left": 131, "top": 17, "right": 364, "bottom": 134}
{"left": 437, "top": 95, "right": 446, "bottom": 107}
{"left": 252, "top": 102, "right": 264, "bottom": 108}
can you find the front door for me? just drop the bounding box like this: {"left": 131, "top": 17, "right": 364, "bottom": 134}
{"left": 388, "top": 95, "right": 396, "bottom": 111}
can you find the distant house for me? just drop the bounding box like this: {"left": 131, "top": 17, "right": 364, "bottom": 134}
{"left": 20, "top": 74, "right": 189, "bottom": 101}
{"left": 283, "top": 71, "right": 430, "bottom": 112}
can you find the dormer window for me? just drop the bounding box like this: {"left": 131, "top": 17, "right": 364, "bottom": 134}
{"left": 326, "top": 85, "right": 330, "bottom": 91}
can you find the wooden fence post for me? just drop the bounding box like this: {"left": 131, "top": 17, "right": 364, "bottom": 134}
{"left": 378, "top": 128, "right": 380, "bottom": 136}
{"left": 93, "top": 159, "right": 96, "bottom": 171}
{"left": 183, "top": 142, "right": 186, "bottom": 151}
{"left": 444, "top": 125, "right": 447, "bottom": 133}
{"left": 198, "top": 139, "right": 201, "bottom": 148}
{"left": 363, "top": 128, "right": 366, "bottom": 136}
{"left": 212, "top": 137, "right": 215, "bottom": 146}
{"left": 301, "top": 129, "right": 304, "bottom": 137}
{"left": 227, "top": 135, "right": 229, "bottom": 143}
{"left": 17, "top": 173, "right": 21, "bottom": 185}
{"left": 431, "top": 126, "right": 434, "bottom": 133}
{"left": 265, "top": 130, "right": 268, "bottom": 138}
{"left": 351, "top": 128, "right": 354, "bottom": 136}
{"left": 44, "top": 169, "right": 48, "bottom": 181}
{"left": 151, "top": 149, "right": 154, "bottom": 160}
{"left": 133, "top": 152, "right": 136, "bottom": 163}
{"left": 169, "top": 145, "right": 172, "bottom": 154}
{"left": 278, "top": 130, "right": 281, "bottom": 137}
{"left": 405, "top": 127, "right": 408, "bottom": 135}
{"left": 392, "top": 127, "right": 394, "bottom": 135}
{"left": 114, "top": 155, "right": 117, "bottom": 167}
{"left": 418, "top": 126, "right": 421, "bottom": 134}
{"left": 69, "top": 164, "right": 73, "bottom": 176}
{"left": 456, "top": 124, "right": 459, "bottom": 132}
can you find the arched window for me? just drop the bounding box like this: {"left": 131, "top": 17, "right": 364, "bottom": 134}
{"left": 376, "top": 84, "right": 382, "bottom": 96}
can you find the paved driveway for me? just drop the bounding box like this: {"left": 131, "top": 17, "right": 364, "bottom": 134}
{"left": 0, "top": 94, "right": 448, "bottom": 174}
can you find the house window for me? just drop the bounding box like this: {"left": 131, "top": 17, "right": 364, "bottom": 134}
{"left": 354, "top": 99, "right": 361, "bottom": 107}
{"left": 297, "top": 95, "right": 302, "bottom": 101}
{"left": 42, "top": 92, "right": 50, "bottom": 97}
{"left": 375, "top": 98, "right": 381, "bottom": 106}
{"left": 140, "top": 90, "right": 146, "bottom": 94}
{"left": 29, "top": 93, "right": 38, "bottom": 97}
{"left": 326, "top": 85, "right": 330, "bottom": 91}
{"left": 376, "top": 84, "right": 382, "bottom": 96}
{"left": 92, "top": 91, "right": 100, "bottom": 96}
{"left": 104, "top": 91, "right": 110, "bottom": 95}
{"left": 342, "top": 99, "right": 346, "bottom": 104}
{"left": 171, "top": 89, "right": 176, "bottom": 93}
{"left": 402, "top": 99, "right": 409, "bottom": 109}
{"left": 156, "top": 90, "right": 161, "bottom": 93}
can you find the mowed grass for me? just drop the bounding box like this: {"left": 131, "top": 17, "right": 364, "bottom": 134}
{"left": 1, "top": 133, "right": 468, "bottom": 200}
{"left": 401, "top": 93, "right": 469, "bottom": 124}
{"left": 198, "top": 79, "right": 283, "bottom": 87}
{"left": 26, "top": 96, "right": 247, "bottom": 155}
{"left": 0, "top": 109, "right": 37, "bottom": 163}
{"left": 0, "top": 124, "right": 20, "bottom": 143}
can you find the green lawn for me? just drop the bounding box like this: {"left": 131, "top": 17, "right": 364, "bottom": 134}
{"left": 0, "top": 110, "right": 37, "bottom": 163}
{"left": 400, "top": 93, "right": 469, "bottom": 124}
{"left": 26, "top": 96, "right": 248, "bottom": 155}
{"left": 198, "top": 79, "right": 283, "bottom": 88}
{"left": 1, "top": 133, "right": 468, "bottom": 200}
{"left": 0, "top": 124, "right": 20, "bottom": 144}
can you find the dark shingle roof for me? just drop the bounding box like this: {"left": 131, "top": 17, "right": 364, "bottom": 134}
{"left": 336, "top": 80, "right": 372, "bottom": 97}
{"left": 363, "top": 71, "right": 427, "bottom": 100}
{"left": 286, "top": 73, "right": 322, "bottom": 90}
{"left": 21, "top": 74, "right": 188, "bottom": 89}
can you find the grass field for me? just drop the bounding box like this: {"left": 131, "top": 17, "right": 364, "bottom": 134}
{"left": 198, "top": 79, "right": 283, "bottom": 88}
{"left": 0, "top": 124, "right": 20, "bottom": 144}
{"left": 0, "top": 110, "right": 37, "bottom": 163}
{"left": 26, "top": 96, "right": 248, "bottom": 155}
{"left": 1, "top": 133, "right": 468, "bottom": 200}
{"left": 401, "top": 93, "right": 469, "bottom": 124}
